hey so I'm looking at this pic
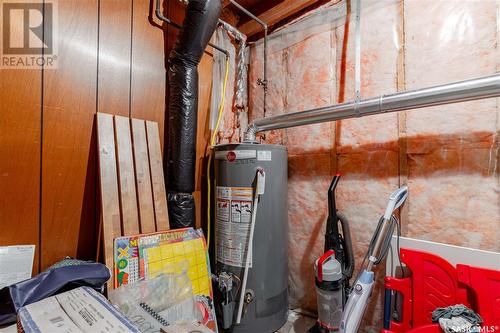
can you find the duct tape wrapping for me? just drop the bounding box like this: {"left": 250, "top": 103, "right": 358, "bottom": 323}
{"left": 169, "top": 0, "right": 220, "bottom": 65}
{"left": 167, "top": 192, "right": 196, "bottom": 229}
{"left": 167, "top": 63, "right": 199, "bottom": 193}
{"left": 235, "top": 43, "right": 248, "bottom": 109}
{"left": 166, "top": 0, "right": 221, "bottom": 228}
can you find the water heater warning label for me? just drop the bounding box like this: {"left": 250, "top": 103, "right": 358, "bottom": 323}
{"left": 216, "top": 186, "right": 254, "bottom": 268}
{"left": 257, "top": 150, "right": 272, "bottom": 161}
{"left": 230, "top": 201, "right": 241, "bottom": 222}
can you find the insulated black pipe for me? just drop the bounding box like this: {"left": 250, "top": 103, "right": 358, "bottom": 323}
{"left": 166, "top": 0, "right": 221, "bottom": 229}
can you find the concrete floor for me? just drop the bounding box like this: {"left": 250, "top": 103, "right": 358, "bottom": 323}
{"left": 277, "top": 311, "right": 317, "bottom": 333}
{"left": 0, "top": 325, "right": 16, "bottom": 333}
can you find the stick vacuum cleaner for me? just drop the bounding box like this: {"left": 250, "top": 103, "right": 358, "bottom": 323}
{"left": 309, "top": 174, "right": 355, "bottom": 333}
{"left": 339, "top": 185, "right": 408, "bottom": 333}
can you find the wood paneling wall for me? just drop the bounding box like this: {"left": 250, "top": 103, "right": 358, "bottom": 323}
{"left": 0, "top": 0, "right": 213, "bottom": 272}
{"left": 41, "top": 0, "right": 99, "bottom": 270}
{"left": 0, "top": 67, "right": 42, "bottom": 273}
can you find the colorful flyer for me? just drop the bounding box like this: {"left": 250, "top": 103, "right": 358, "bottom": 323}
{"left": 114, "top": 235, "right": 140, "bottom": 288}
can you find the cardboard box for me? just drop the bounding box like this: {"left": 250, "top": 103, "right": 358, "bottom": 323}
{"left": 17, "top": 287, "right": 139, "bottom": 333}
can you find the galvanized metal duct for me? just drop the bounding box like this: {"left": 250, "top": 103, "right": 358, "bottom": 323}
{"left": 244, "top": 74, "right": 500, "bottom": 142}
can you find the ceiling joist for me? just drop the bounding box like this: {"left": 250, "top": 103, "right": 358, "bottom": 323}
{"left": 238, "top": 0, "right": 319, "bottom": 36}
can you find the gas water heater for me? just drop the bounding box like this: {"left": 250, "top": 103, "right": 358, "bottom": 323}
{"left": 213, "top": 143, "right": 289, "bottom": 333}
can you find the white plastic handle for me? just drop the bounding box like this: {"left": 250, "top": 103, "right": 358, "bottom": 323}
{"left": 383, "top": 185, "right": 408, "bottom": 220}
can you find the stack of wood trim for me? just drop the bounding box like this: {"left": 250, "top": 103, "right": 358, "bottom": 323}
{"left": 96, "top": 112, "right": 169, "bottom": 287}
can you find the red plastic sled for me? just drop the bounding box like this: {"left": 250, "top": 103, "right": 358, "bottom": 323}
{"left": 457, "top": 264, "right": 500, "bottom": 326}
{"left": 384, "top": 248, "right": 469, "bottom": 333}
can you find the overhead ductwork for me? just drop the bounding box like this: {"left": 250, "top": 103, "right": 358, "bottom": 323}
{"left": 244, "top": 74, "right": 500, "bottom": 142}
{"left": 166, "top": 0, "right": 221, "bottom": 229}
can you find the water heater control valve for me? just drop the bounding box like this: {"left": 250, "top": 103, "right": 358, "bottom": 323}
{"left": 216, "top": 271, "right": 234, "bottom": 292}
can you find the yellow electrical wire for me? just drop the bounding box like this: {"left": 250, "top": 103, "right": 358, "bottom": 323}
{"left": 207, "top": 55, "right": 230, "bottom": 250}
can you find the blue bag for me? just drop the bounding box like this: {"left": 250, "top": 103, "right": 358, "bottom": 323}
{"left": 0, "top": 260, "right": 110, "bottom": 325}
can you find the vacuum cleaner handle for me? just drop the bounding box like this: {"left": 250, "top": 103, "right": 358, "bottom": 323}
{"left": 383, "top": 185, "right": 408, "bottom": 220}
{"left": 340, "top": 186, "right": 409, "bottom": 333}
{"left": 325, "top": 174, "right": 341, "bottom": 253}
{"left": 328, "top": 174, "right": 341, "bottom": 218}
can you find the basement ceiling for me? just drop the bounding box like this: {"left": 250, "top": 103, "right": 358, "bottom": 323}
{"left": 222, "top": 0, "right": 330, "bottom": 38}
{"left": 225, "top": 0, "right": 284, "bottom": 24}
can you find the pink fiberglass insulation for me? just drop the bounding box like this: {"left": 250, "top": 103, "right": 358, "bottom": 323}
{"left": 249, "top": 38, "right": 288, "bottom": 145}
{"left": 404, "top": 0, "right": 500, "bottom": 252}
{"left": 236, "top": 0, "right": 499, "bottom": 332}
